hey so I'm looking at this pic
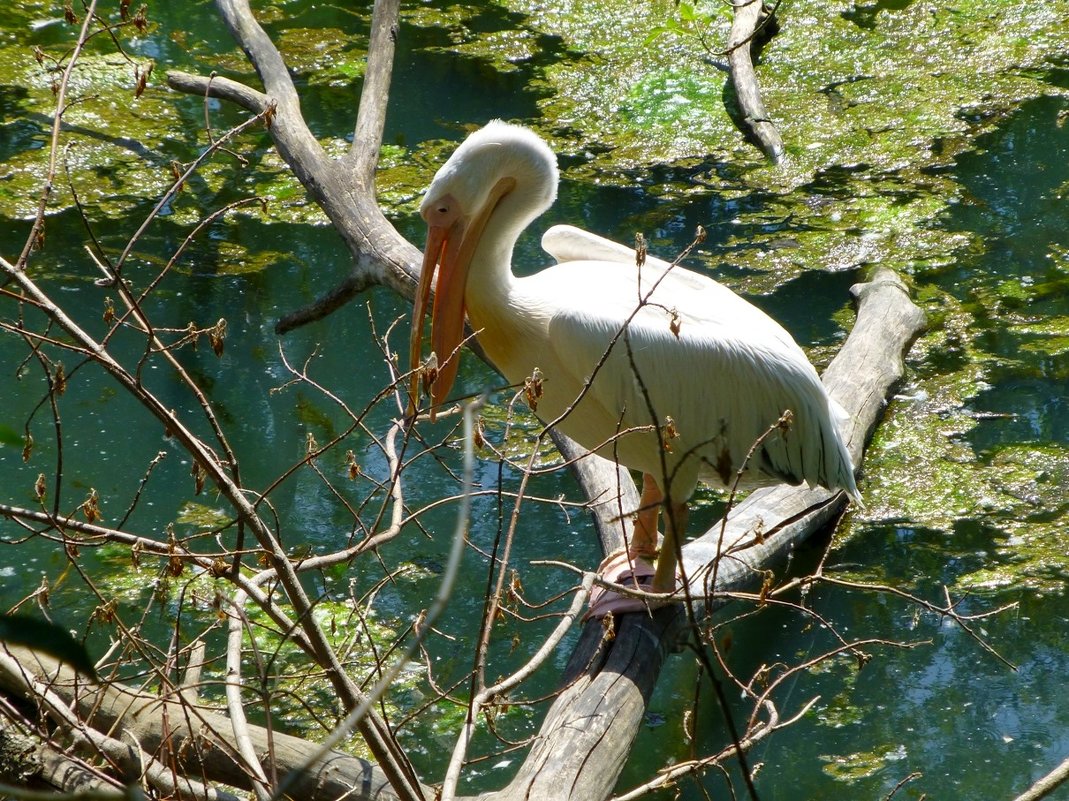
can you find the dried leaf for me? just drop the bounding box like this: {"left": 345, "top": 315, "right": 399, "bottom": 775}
{"left": 53, "top": 362, "right": 66, "bottom": 396}
{"left": 134, "top": 62, "right": 153, "bottom": 99}
{"left": 422, "top": 351, "right": 439, "bottom": 400}
{"left": 79, "top": 489, "right": 101, "bottom": 524}
{"left": 777, "top": 409, "right": 794, "bottom": 432}
{"left": 170, "top": 161, "right": 185, "bottom": 192}
{"left": 635, "top": 232, "right": 647, "bottom": 268}
{"left": 132, "top": 4, "right": 149, "bottom": 33}
{"left": 757, "top": 570, "right": 773, "bottom": 605}
{"left": 209, "top": 318, "right": 226, "bottom": 357}
{"left": 93, "top": 600, "right": 117, "bottom": 625}
{"left": 524, "top": 368, "right": 544, "bottom": 411}
{"left": 601, "top": 611, "right": 616, "bottom": 641}
{"left": 191, "top": 461, "right": 205, "bottom": 495}
{"left": 345, "top": 449, "right": 361, "bottom": 480}
{"left": 663, "top": 415, "right": 679, "bottom": 451}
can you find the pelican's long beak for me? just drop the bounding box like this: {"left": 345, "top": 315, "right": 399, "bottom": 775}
{"left": 408, "top": 177, "right": 516, "bottom": 420}
{"left": 409, "top": 218, "right": 465, "bottom": 420}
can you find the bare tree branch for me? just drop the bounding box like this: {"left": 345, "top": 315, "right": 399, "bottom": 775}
{"left": 167, "top": 1, "right": 421, "bottom": 333}
{"left": 347, "top": 0, "right": 403, "bottom": 189}
{"left": 167, "top": 71, "right": 272, "bottom": 114}
{"left": 1013, "top": 753, "right": 1069, "bottom": 801}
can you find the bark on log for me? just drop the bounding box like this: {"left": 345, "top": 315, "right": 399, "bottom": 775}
{"left": 0, "top": 712, "right": 122, "bottom": 795}
{"left": 727, "top": 0, "right": 785, "bottom": 163}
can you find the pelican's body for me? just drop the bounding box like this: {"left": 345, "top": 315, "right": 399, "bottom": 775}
{"left": 411, "top": 121, "right": 858, "bottom": 608}
{"left": 467, "top": 232, "right": 855, "bottom": 501}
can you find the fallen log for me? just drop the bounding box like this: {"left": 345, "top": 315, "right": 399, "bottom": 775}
{"left": 0, "top": 712, "right": 122, "bottom": 796}
{"left": 0, "top": 645, "right": 396, "bottom": 801}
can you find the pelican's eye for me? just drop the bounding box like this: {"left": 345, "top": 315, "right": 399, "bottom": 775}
{"left": 423, "top": 192, "right": 460, "bottom": 227}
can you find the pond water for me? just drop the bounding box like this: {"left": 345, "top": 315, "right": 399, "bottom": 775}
{"left": 2, "top": 3, "right": 1068, "bottom": 801}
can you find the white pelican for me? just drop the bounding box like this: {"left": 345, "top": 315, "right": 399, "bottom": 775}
{"left": 410, "top": 121, "right": 859, "bottom": 614}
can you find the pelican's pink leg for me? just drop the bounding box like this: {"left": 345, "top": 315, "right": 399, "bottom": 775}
{"left": 653, "top": 501, "right": 688, "bottom": 594}
{"left": 630, "top": 472, "right": 662, "bottom": 557}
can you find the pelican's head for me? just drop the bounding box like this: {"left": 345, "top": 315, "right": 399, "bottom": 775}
{"left": 409, "top": 121, "right": 558, "bottom": 418}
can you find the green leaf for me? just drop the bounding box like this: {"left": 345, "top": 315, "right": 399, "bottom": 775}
{"left": 0, "top": 614, "right": 99, "bottom": 680}
{"left": 642, "top": 25, "right": 669, "bottom": 47}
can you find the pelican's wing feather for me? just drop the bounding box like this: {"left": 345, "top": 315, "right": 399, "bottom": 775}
{"left": 541, "top": 225, "right": 676, "bottom": 271}
{"left": 532, "top": 260, "right": 857, "bottom": 498}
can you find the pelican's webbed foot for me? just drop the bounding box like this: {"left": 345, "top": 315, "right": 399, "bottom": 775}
{"left": 585, "top": 549, "right": 660, "bottom": 620}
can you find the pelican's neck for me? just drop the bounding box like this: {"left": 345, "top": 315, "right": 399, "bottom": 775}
{"left": 463, "top": 177, "right": 554, "bottom": 372}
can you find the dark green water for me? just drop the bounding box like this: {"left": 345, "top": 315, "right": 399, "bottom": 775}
{"left": 1, "top": 3, "right": 1068, "bottom": 801}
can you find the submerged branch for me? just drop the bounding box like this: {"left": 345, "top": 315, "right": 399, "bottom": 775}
{"left": 727, "top": 0, "right": 784, "bottom": 163}
{"left": 1013, "top": 752, "right": 1069, "bottom": 801}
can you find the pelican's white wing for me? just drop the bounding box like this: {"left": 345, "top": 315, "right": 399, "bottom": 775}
{"left": 541, "top": 224, "right": 676, "bottom": 271}
{"left": 520, "top": 259, "right": 857, "bottom": 500}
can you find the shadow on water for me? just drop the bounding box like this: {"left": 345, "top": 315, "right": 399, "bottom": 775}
{"left": 840, "top": 0, "right": 917, "bottom": 30}
{"left": 925, "top": 96, "right": 1069, "bottom": 456}
{"left": 386, "top": 4, "right": 561, "bottom": 146}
